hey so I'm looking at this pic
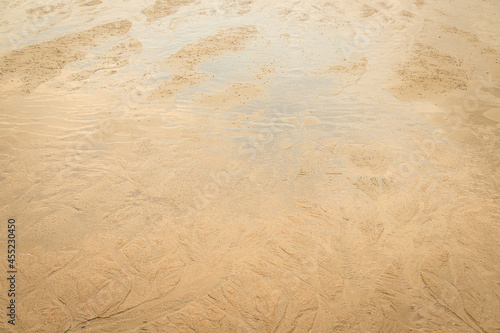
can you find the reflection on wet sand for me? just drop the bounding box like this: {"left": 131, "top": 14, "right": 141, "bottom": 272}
{"left": 0, "top": 0, "right": 499, "bottom": 332}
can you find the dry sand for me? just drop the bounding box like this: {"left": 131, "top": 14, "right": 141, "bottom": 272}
{"left": 0, "top": 0, "right": 499, "bottom": 332}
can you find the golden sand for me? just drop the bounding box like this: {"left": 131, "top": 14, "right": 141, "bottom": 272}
{"left": 0, "top": 0, "right": 499, "bottom": 332}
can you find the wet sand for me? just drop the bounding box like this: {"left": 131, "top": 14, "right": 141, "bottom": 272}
{"left": 0, "top": 0, "right": 499, "bottom": 332}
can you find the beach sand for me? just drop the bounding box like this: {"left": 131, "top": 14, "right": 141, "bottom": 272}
{"left": 0, "top": 0, "right": 499, "bottom": 331}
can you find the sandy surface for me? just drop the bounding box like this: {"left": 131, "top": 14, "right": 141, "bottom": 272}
{"left": 0, "top": 0, "right": 499, "bottom": 332}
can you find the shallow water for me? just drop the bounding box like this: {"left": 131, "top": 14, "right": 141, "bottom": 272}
{"left": 1, "top": 0, "right": 500, "bottom": 332}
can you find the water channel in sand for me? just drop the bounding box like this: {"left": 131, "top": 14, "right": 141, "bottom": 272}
{"left": 0, "top": 0, "right": 499, "bottom": 331}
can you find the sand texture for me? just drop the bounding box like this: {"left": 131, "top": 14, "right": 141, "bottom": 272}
{"left": 0, "top": 0, "right": 499, "bottom": 332}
